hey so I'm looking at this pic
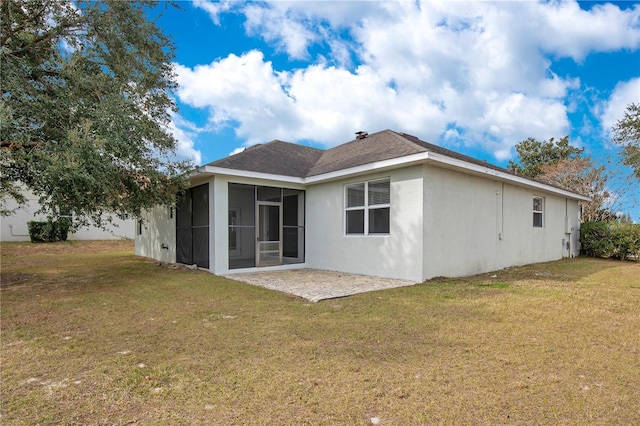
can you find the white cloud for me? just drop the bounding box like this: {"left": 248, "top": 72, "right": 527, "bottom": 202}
{"left": 537, "top": 2, "right": 640, "bottom": 61}
{"left": 600, "top": 78, "right": 640, "bottom": 135}
{"left": 182, "top": 0, "right": 640, "bottom": 161}
{"left": 192, "top": 0, "right": 233, "bottom": 25}
{"left": 174, "top": 51, "right": 301, "bottom": 144}
{"left": 166, "top": 113, "right": 202, "bottom": 165}
{"left": 243, "top": 3, "right": 317, "bottom": 59}
{"left": 229, "top": 147, "right": 246, "bottom": 156}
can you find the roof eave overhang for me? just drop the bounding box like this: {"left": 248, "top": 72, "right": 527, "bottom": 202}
{"left": 198, "top": 166, "right": 306, "bottom": 184}
{"left": 426, "top": 152, "right": 592, "bottom": 202}
{"left": 192, "top": 153, "right": 591, "bottom": 202}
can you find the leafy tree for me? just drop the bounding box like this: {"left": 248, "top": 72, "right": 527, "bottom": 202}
{"left": 507, "top": 136, "right": 584, "bottom": 178}
{"left": 509, "top": 136, "right": 616, "bottom": 222}
{"left": 1, "top": 0, "right": 189, "bottom": 226}
{"left": 612, "top": 103, "right": 640, "bottom": 179}
{"left": 536, "top": 157, "right": 612, "bottom": 222}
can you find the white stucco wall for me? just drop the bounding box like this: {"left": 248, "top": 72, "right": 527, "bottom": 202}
{"left": 134, "top": 204, "right": 176, "bottom": 263}
{"left": 305, "top": 166, "right": 424, "bottom": 281}
{"left": 422, "top": 165, "right": 499, "bottom": 279}
{"left": 1, "top": 190, "right": 134, "bottom": 242}
{"left": 422, "top": 165, "right": 582, "bottom": 280}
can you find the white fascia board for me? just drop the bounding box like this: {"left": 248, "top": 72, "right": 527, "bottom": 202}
{"left": 199, "top": 166, "right": 305, "bottom": 184}
{"left": 194, "top": 153, "right": 590, "bottom": 202}
{"left": 427, "top": 152, "right": 592, "bottom": 201}
{"left": 188, "top": 166, "right": 206, "bottom": 177}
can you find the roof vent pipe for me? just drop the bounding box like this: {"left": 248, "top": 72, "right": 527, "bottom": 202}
{"left": 355, "top": 131, "right": 368, "bottom": 140}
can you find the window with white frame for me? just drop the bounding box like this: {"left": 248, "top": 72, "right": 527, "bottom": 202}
{"left": 533, "top": 196, "right": 544, "bottom": 227}
{"left": 345, "top": 179, "right": 390, "bottom": 235}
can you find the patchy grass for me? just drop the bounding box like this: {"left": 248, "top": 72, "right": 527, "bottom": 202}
{"left": 1, "top": 241, "right": 639, "bottom": 425}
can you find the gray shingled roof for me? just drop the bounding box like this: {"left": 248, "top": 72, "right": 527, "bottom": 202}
{"left": 207, "top": 140, "right": 324, "bottom": 178}
{"left": 306, "top": 130, "right": 426, "bottom": 176}
{"left": 395, "top": 131, "right": 517, "bottom": 176}
{"left": 206, "top": 129, "right": 518, "bottom": 179}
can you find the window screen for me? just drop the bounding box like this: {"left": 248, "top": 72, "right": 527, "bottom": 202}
{"left": 346, "top": 210, "right": 365, "bottom": 234}
{"left": 533, "top": 197, "right": 543, "bottom": 228}
{"left": 347, "top": 183, "right": 365, "bottom": 207}
{"left": 368, "top": 180, "right": 390, "bottom": 205}
{"left": 176, "top": 184, "right": 210, "bottom": 268}
{"left": 369, "top": 207, "right": 390, "bottom": 234}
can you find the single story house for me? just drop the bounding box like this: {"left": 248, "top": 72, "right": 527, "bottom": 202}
{"left": 135, "top": 130, "right": 590, "bottom": 282}
{"left": 1, "top": 189, "right": 134, "bottom": 242}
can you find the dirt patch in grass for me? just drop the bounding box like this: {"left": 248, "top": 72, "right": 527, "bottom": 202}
{"left": 0, "top": 273, "right": 36, "bottom": 289}
{"left": 2, "top": 241, "right": 639, "bottom": 425}
{"left": 428, "top": 256, "right": 625, "bottom": 286}
{"left": 1, "top": 239, "right": 133, "bottom": 257}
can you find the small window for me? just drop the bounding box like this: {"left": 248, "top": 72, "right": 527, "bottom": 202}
{"left": 137, "top": 219, "right": 143, "bottom": 235}
{"left": 346, "top": 210, "right": 365, "bottom": 234}
{"left": 345, "top": 179, "right": 390, "bottom": 235}
{"left": 533, "top": 197, "right": 544, "bottom": 228}
{"left": 369, "top": 207, "right": 390, "bottom": 234}
{"left": 347, "top": 183, "right": 365, "bottom": 207}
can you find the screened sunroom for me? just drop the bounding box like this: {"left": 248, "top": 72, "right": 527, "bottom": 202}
{"left": 227, "top": 183, "right": 305, "bottom": 270}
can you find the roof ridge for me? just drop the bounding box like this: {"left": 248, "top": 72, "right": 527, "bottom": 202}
{"left": 385, "top": 130, "right": 429, "bottom": 153}
{"left": 269, "top": 139, "right": 325, "bottom": 152}
{"left": 204, "top": 138, "right": 325, "bottom": 177}
{"left": 319, "top": 129, "right": 423, "bottom": 156}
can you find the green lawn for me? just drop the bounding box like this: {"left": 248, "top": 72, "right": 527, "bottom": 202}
{"left": 1, "top": 241, "right": 639, "bottom": 425}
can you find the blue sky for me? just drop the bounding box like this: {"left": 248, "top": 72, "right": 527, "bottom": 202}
{"left": 154, "top": 0, "right": 639, "bottom": 219}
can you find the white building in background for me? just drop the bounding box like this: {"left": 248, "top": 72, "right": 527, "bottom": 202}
{"left": 1, "top": 189, "right": 134, "bottom": 242}
{"left": 136, "top": 130, "right": 589, "bottom": 282}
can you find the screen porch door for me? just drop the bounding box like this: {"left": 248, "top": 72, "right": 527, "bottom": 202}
{"left": 256, "top": 202, "right": 282, "bottom": 266}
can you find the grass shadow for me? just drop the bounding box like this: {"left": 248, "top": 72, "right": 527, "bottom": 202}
{"left": 424, "top": 256, "right": 634, "bottom": 286}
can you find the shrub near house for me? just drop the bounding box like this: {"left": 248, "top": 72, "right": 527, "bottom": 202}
{"left": 581, "top": 221, "right": 640, "bottom": 260}
{"left": 27, "top": 219, "right": 71, "bottom": 242}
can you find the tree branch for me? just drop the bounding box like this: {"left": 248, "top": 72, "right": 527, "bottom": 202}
{"left": 6, "top": 21, "right": 81, "bottom": 58}
{"left": 0, "top": 0, "right": 50, "bottom": 47}
{"left": 0, "top": 140, "right": 45, "bottom": 149}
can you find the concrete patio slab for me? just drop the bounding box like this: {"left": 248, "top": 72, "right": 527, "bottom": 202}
{"left": 223, "top": 268, "right": 418, "bottom": 302}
